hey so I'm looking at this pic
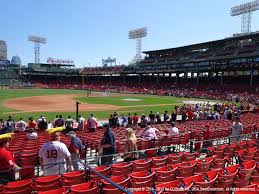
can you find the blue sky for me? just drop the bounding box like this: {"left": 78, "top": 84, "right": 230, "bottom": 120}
{"left": 1, "top": 0, "right": 259, "bottom": 67}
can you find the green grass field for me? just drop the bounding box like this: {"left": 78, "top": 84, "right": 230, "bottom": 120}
{"left": 0, "top": 89, "right": 208, "bottom": 121}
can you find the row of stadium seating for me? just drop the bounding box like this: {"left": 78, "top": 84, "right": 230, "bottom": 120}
{"left": 6, "top": 113, "right": 259, "bottom": 180}
{"left": 1, "top": 139, "right": 259, "bottom": 194}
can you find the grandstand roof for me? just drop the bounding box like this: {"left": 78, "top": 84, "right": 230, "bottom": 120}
{"left": 143, "top": 32, "right": 259, "bottom": 54}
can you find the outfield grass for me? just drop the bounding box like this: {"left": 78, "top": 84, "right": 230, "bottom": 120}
{"left": 0, "top": 89, "right": 211, "bottom": 121}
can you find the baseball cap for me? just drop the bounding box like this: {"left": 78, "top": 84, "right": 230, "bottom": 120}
{"left": 0, "top": 133, "right": 13, "bottom": 143}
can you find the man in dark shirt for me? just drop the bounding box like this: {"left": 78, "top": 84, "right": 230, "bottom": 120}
{"left": 127, "top": 113, "right": 133, "bottom": 127}
{"left": 100, "top": 123, "right": 115, "bottom": 165}
{"left": 149, "top": 111, "right": 156, "bottom": 125}
{"left": 171, "top": 111, "right": 177, "bottom": 122}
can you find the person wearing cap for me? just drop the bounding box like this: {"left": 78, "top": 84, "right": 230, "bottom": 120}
{"left": 38, "top": 130, "right": 72, "bottom": 176}
{"left": 231, "top": 116, "right": 243, "bottom": 142}
{"left": 66, "top": 131, "right": 83, "bottom": 171}
{"left": 100, "top": 123, "right": 116, "bottom": 165}
{"left": 38, "top": 117, "right": 48, "bottom": 131}
{"left": 0, "top": 134, "right": 20, "bottom": 184}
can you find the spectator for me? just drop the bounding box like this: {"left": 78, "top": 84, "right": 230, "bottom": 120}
{"left": 108, "top": 114, "right": 113, "bottom": 127}
{"left": 38, "top": 115, "right": 46, "bottom": 122}
{"left": 122, "top": 128, "right": 138, "bottom": 162}
{"left": 168, "top": 122, "right": 179, "bottom": 136}
{"left": 78, "top": 115, "right": 85, "bottom": 130}
{"left": 16, "top": 118, "right": 27, "bottom": 132}
{"left": 202, "top": 125, "right": 211, "bottom": 148}
{"left": 87, "top": 114, "right": 97, "bottom": 132}
{"left": 48, "top": 122, "right": 53, "bottom": 129}
{"left": 100, "top": 123, "right": 116, "bottom": 165}
{"left": 0, "top": 133, "right": 20, "bottom": 185}
{"left": 112, "top": 112, "right": 119, "bottom": 127}
{"left": 38, "top": 130, "right": 72, "bottom": 176}
{"left": 53, "top": 115, "right": 59, "bottom": 124}
{"left": 28, "top": 117, "right": 37, "bottom": 129}
{"left": 55, "top": 115, "right": 65, "bottom": 127}
{"left": 140, "top": 114, "right": 148, "bottom": 128}
{"left": 132, "top": 113, "right": 139, "bottom": 127}
{"left": 156, "top": 112, "right": 161, "bottom": 124}
{"left": 38, "top": 116, "right": 48, "bottom": 131}
{"left": 1, "top": 122, "right": 12, "bottom": 134}
{"left": 187, "top": 110, "right": 193, "bottom": 121}
{"left": 171, "top": 111, "right": 177, "bottom": 122}
{"left": 6, "top": 116, "right": 14, "bottom": 132}
{"left": 26, "top": 128, "right": 38, "bottom": 140}
{"left": 65, "top": 116, "right": 74, "bottom": 133}
{"left": 231, "top": 116, "right": 243, "bottom": 142}
{"left": 163, "top": 111, "right": 169, "bottom": 123}
{"left": 121, "top": 114, "right": 127, "bottom": 127}
{"left": 66, "top": 131, "right": 83, "bottom": 171}
{"left": 149, "top": 111, "right": 156, "bottom": 125}
{"left": 127, "top": 113, "right": 133, "bottom": 127}
{"left": 182, "top": 111, "right": 187, "bottom": 122}
{"left": 144, "top": 125, "right": 161, "bottom": 140}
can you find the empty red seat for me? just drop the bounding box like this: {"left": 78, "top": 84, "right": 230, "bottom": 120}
{"left": 3, "top": 179, "right": 33, "bottom": 193}
{"left": 70, "top": 182, "right": 98, "bottom": 194}
{"left": 38, "top": 188, "right": 66, "bottom": 194}
{"left": 133, "top": 159, "right": 152, "bottom": 172}
{"left": 61, "top": 170, "right": 85, "bottom": 187}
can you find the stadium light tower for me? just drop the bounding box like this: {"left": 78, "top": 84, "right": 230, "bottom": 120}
{"left": 128, "top": 27, "right": 147, "bottom": 64}
{"left": 230, "top": 0, "right": 259, "bottom": 34}
{"left": 28, "top": 35, "right": 47, "bottom": 64}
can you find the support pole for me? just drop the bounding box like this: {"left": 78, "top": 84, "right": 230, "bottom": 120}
{"left": 76, "top": 101, "right": 80, "bottom": 122}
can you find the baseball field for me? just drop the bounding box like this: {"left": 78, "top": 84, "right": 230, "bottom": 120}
{"left": 0, "top": 88, "right": 212, "bottom": 121}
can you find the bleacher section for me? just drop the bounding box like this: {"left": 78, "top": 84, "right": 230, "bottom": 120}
{"left": 81, "top": 65, "right": 125, "bottom": 75}
{"left": 124, "top": 32, "right": 259, "bottom": 74}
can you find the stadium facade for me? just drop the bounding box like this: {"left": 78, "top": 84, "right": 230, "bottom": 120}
{"left": 1, "top": 33, "right": 259, "bottom": 89}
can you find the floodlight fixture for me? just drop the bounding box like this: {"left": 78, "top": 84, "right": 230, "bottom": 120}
{"left": 28, "top": 35, "right": 47, "bottom": 64}
{"left": 230, "top": 0, "right": 259, "bottom": 33}
{"left": 128, "top": 27, "right": 147, "bottom": 64}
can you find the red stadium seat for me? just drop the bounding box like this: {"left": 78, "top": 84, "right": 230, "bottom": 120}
{"left": 70, "top": 182, "right": 98, "bottom": 194}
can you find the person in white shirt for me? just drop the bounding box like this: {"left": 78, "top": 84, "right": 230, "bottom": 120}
{"left": 144, "top": 126, "right": 161, "bottom": 140}
{"left": 38, "top": 130, "right": 72, "bottom": 176}
{"left": 87, "top": 114, "right": 97, "bottom": 132}
{"left": 26, "top": 128, "right": 38, "bottom": 140}
{"left": 16, "top": 118, "right": 27, "bottom": 132}
{"left": 48, "top": 122, "right": 53, "bottom": 129}
{"left": 168, "top": 122, "right": 179, "bottom": 136}
{"left": 78, "top": 115, "right": 85, "bottom": 130}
